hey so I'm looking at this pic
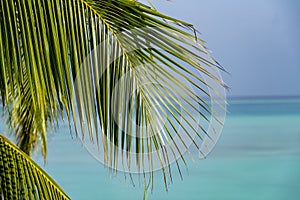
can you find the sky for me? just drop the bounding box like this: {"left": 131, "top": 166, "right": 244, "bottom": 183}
{"left": 140, "top": 0, "right": 300, "bottom": 97}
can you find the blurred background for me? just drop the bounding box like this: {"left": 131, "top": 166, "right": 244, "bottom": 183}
{"left": 144, "top": 0, "right": 300, "bottom": 98}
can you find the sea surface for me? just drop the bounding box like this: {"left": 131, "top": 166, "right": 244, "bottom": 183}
{"left": 1, "top": 99, "right": 300, "bottom": 200}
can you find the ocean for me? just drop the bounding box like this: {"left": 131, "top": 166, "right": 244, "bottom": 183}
{"left": 1, "top": 99, "right": 300, "bottom": 200}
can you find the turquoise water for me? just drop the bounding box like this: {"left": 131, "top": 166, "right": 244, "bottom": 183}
{"left": 1, "top": 99, "right": 300, "bottom": 199}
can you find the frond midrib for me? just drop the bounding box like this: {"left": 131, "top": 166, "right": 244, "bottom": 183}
{"left": 0, "top": 134, "right": 70, "bottom": 199}
{"left": 80, "top": 0, "right": 136, "bottom": 71}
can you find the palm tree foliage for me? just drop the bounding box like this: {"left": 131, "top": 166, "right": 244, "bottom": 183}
{"left": 0, "top": 134, "right": 70, "bottom": 200}
{"left": 0, "top": 0, "right": 226, "bottom": 194}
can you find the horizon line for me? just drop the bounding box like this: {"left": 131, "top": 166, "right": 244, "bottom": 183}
{"left": 227, "top": 95, "right": 300, "bottom": 100}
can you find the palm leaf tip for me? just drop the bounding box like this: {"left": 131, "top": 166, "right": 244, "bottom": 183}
{"left": 75, "top": 0, "right": 227, "bottom": 190}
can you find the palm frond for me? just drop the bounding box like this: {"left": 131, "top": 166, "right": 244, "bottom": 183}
{"left": 0, "top": 0, "right": 227, "bottom": 189}
{"left": 0, "top": 134, "right": 70, "bottom": 200}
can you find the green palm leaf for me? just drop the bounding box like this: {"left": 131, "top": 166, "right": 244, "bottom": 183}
{"left": 0, "top": 0, "right": 226, "bottom": 190}
{"left": 0, "top": 134, "right": 70, "bottom": 200}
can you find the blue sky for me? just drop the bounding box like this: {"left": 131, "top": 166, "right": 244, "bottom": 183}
{"left": 141, "top": 0, "right": 300, "bottom": 97}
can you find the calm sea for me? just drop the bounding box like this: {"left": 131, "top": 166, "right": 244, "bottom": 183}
{"left": 1, "top": 99, "right": 300, "bottom": 200}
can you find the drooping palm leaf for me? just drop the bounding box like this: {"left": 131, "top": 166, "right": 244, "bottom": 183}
{"left": 0, "top": 0, "right": 226, "bottom": 189}
{"left": 0, "top": 134, "right": 70, "bottom": 200}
